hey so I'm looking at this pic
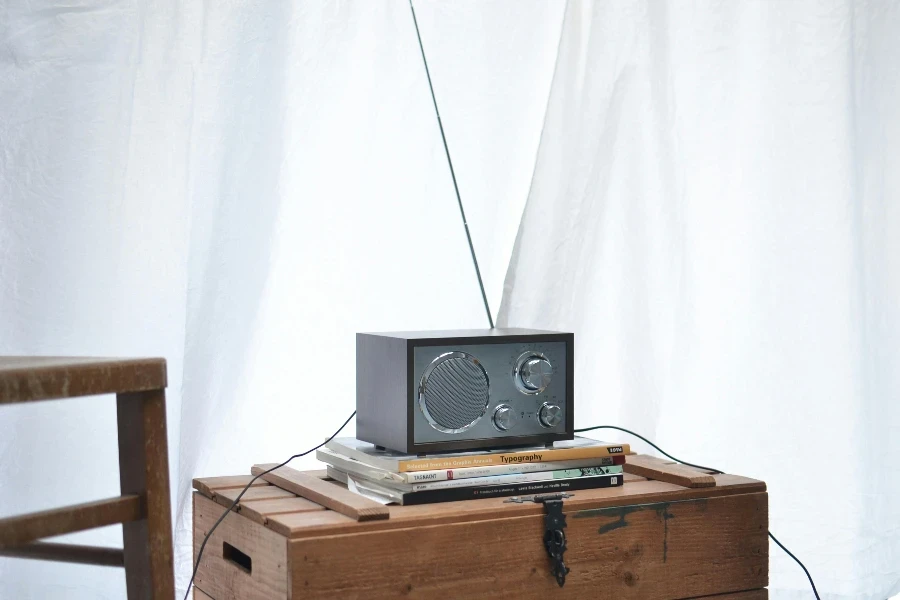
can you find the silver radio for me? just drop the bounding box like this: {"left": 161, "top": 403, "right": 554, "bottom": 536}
{"left": 356, "top": 329, "right": 574, "bottom": 453}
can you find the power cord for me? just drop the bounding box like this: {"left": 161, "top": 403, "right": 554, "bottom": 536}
{"left": 182, "top": 411, "right": 357, "bottom": 600}
{"left": 575, "top": 424, "right": 821, "bottom": 599}
{"left": 184, "top": 416, "right": 819, "bottom": 598}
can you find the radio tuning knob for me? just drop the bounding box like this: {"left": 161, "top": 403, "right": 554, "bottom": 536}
{"left": 518, "top": 356, "right": 552, "bottom": 392}
{"left": 538, "top": 402, "right": 563, "bottom": 428}
{"left": 492, "top": 404, "right": 515, "bottom": 431}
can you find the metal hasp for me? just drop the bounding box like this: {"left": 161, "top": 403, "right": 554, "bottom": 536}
{"left": 504, "top": 492, "right": 573, "bottom": 587}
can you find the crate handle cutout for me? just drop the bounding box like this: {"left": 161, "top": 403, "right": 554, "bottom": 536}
{"left": 223, "top": 541, "right": 252, "bottom": 574}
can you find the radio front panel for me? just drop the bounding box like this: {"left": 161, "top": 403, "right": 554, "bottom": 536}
{"left": 412, "top": 341, "right": 567, "bottom": 444}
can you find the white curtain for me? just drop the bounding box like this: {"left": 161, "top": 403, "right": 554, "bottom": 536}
{"left": 3, "top": 0, "right": 899, "bottom": 598}
{"left": 500, "top": 1, "right": 900, "bottom": 599}
{"left": 0, "top": 1, "right": 562, "bottom": 598}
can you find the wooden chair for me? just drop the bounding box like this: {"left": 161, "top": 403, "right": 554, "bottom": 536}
{"left": 0, "top": 357, "right": 175, "bottom": 599}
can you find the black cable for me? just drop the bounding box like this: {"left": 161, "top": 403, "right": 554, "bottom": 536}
{"left": 409, "top": 0, "right": 494, "bottom": 329}
{"left": 575, "top": 424, "right": 723, "bottom": 474}
{"left": 575, "top": 424, "right": 821, "bottom": 599}
{"left": 181, "top": 410, "right": 356, "bottom": 600}
{"left": 768, "top": 530, "right": 821, "bottom": 599}
{"left": 183, "top": 416, "right": 819, "bottom": 598}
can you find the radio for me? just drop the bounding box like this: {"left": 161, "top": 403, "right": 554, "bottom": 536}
{"left": 356, "top": 329, "right": 574, "bottom": 453}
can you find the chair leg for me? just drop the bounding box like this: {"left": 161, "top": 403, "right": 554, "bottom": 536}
{"left": 117, "top": 389, "right": 175, "bottom": 599}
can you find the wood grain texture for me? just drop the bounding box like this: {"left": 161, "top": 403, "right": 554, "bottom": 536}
{"left": 194, "top": 493, "right": 289, "bottom": 600}
{"left": 194, "top": 588, "right": 215, "bottom": 600}
{"left": 207, "top": 490, "right": 326, "bottom": 526}
{"left": 117, "top": 389, "right": 175, "bottom": 599}
{"left": 264, "top": 472, "right": 764, "bottom": 539}
{"left": 0, "top": 356, "right": 174, "bottom": 600}
{"left": 0, "top": 495, "right": 142, "bottom": 548}
{"left": 624, "top": 455, "right": 717, "bottom": 488}
{"left": 252, "top": 464, "right": 389, "bottom": 522}
{"left": 215, "top": 487, "right": 296, "bottom": 503}
{"left": 0, "top": 542, "right": 125, "bottom": 567}
{"left": 238, "top": 498, "right": 325, "bottom": 525}
{"left": 288, "top": 492, "right": 768, "bottom": 600}
{"left": 193, "top": 476, "right": 270, "bottom": 498}
{"left": 0, "top": 357, "right": 166, "bottom": 403}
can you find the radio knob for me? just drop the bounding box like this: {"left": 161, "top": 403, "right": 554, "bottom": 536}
{"left": 519, "top": 357, "right": 552, "bottom": 392}
{"left": 492, "top": 404, "right": 515, "bottom": 431}
{"left": 538, "top": 402, "right": 562, "bottom": 428}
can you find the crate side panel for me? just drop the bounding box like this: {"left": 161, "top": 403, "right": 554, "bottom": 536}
{"left": 287, "top": 492, "right": 768, "bottom": 600}
{"left": 193, "top": 493, "right": 289, "bottom": 600}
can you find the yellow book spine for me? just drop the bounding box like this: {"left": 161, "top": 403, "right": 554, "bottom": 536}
{"left": 397, "top": 444, "right": 630, "bottom": 472}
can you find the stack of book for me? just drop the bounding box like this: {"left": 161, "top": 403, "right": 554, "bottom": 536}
{"left": 317, "top": 437, "right": 631, "bottom": 505}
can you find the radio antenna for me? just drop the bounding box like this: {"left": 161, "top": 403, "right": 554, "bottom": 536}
{"left": 409, "top": 0, "right": 495, "bottom": 329}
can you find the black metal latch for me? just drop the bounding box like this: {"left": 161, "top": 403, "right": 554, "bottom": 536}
{"left": 505, "top": 493, "right": 573, "bottom": 587}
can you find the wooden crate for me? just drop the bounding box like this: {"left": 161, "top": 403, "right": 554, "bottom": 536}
{"left": 192, "top": 461, "right": 768, "bottom": 600}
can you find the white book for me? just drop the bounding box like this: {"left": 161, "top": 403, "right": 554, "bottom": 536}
{"left": 317, "top": 447, "right": 623, "bottom": 484}
{"left": 328, "top": 466, "right": 623, "bottom": 506}
{"left": 393, "top": 465, "right": 623, "bottom": 492}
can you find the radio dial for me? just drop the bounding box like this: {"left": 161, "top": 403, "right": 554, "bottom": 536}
{"left": 515, "top": 354, "right": 552, "bottom": 393}
{"left": 538, "top": 402, "right": 563, "bottom": 428}
{"left": 492, "top": 404, "right": 515, "bottom": 431}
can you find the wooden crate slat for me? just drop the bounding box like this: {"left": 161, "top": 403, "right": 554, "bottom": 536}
{"left": 207, "top": 490, "right": 323, "bottom": 521}
{"left": 252, "top": 464, "right": 389, "bottom": 522}
{"left": 0, "top": 495, "right": 143, "bottom": 548}
{"left": 216, "top": 486, "right": 296, "bottom": 503}
{"left": 238, "top": 498, "right": 326, "bottom": 525}
{"left": 624, "top": 454, "right": 717, "bottom": 488}
{"left": 193, "top": 476, "right": 270, "bottom": 498}
{"left": 0, "top": 357, "right": 167, "bottom": 404}
{"left": 265, "top": 509, "right": 355, "bottom": 538}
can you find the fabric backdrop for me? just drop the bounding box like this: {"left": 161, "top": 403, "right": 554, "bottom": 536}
{"left": 0, "top": 1, "right": 562, "bottom": 597}
{"left": 2, "top": 1, "right": 899, "bottom": 599}
{"left": 499, "top": 2, "right": 900, "bottom": 599}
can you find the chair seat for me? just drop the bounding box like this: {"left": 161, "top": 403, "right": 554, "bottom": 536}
{"left": 0, "top": 356, "right": 166, "bottom": 404}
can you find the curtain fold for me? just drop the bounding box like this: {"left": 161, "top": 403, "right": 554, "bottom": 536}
{"left": 500, "top": 2, "right": 900, "bottom": 598}
{"left": 0, "top": 2, "right": 563, "bottom": 597}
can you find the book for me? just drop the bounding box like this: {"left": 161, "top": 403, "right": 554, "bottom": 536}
{"left": 366, "top": 465, "right": 624, "bottom": 492}
{"left": 324, "top": 437, "right": 630, "bottom": 473}
{"left": 317, "top": 447, "right": 625, "bottom": 483}
{"left": 328, "top": 466, "right": 624, "bottom": 505}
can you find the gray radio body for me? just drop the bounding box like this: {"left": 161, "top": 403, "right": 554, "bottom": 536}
{"left": 356, "top": 329, "right": 574, "bottom": 453}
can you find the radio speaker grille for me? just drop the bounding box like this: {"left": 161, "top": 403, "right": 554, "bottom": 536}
{"left": 419, "top": 353, "right": 489, "bottom": 432}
